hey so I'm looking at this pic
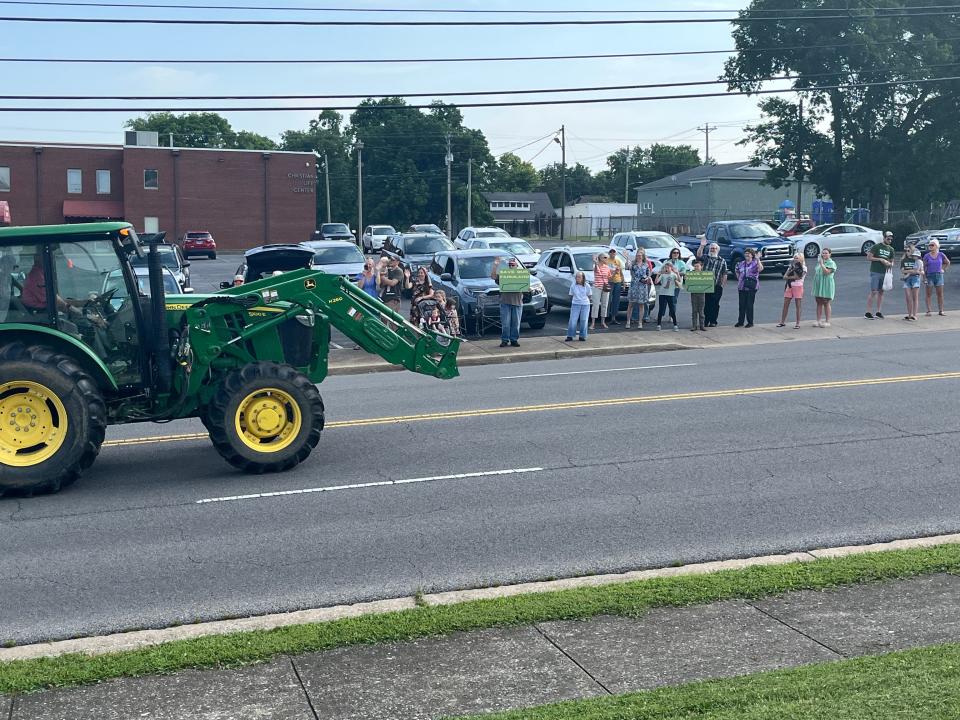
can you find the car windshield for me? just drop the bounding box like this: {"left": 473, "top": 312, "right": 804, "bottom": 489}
{"left": 104, "top": 270, "right": 178, "bottom": 297}
{"left": 777, "top": 220, "right": 797, "bottom": 232}
{"left": 458, "top": 255, "right": 514, "bottom": 279}
{"left": 412, "top": 224, "right": 443, "bottom": 234}
{"left": 130, "top": 246, "right": 178, "bottom": 270}
{"left": 406, "top": 235, "right": 453, "bottom": 254}
{"left": 804, "top": 224, "right": 832, "bottom": 235}
{"left": 321, "top": 224, "right": 350, "bottom": 234}
{"left": 573, "top": 253, "right": 599, "bottom": 271}
{"left": 937, "top": 218, "right": 960, "bottom": 230}
{"left": 371, "top": 226, "right": 395, "bottom": 235}
{"left": 477, "top": 230, "right": 509, "bottom": 238}
{"left": 312, "top": 246, "right": 364, "bottom": 264}
{"left": 488, "top": 240, "right": 535, "bottom": 254}
{"left": 729, "top": 222, "right": 779, "bottom": 240}
{"left": 635, "top": 234, "right": 677, "bottom": 249}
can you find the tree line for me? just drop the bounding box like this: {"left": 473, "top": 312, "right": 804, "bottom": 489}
{"left": 126, "top": 106, "right": 701, "bottom": 232}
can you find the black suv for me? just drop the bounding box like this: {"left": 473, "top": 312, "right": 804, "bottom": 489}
{"left": 312, "top": 223, "right": 355, "bottom": 244}
{"left": 382, "top": 232, "right": 455, "bottom": 274}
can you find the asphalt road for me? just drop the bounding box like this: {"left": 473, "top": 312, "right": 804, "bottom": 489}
{"left": 3, "top": 330, "right": 960, "bottom": 644}
{"left": 186, "top": 251, "right": 958, "bottom": 337}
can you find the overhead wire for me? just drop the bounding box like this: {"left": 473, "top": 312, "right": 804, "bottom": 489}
{"left": 3, "top": 36, "right": 957, "bottom": 65}
{"left": 5, "top": 73, "right": 960, "bottom": 112}
{"left": 3, "top": 1, "right": 960, "bottom": 12}
{"left": 2, "top": 8, "right": 960, "bottom": 25}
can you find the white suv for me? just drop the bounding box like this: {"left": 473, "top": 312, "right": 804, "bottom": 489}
{"left": 454, "top": 226, "right": 511, "bottom": 249}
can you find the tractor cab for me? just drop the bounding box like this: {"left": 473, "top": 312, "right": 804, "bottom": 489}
{"left": 0, "top": 222, "right": 151, "bottom": 389}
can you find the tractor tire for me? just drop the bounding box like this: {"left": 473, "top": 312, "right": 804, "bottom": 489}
{"left": 0, "top": 343, "right": 107, "bottom": 495}
{"left": 205, "top": 362, "right": 324, "bottom": 474}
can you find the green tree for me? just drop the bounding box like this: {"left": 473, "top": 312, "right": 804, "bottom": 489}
{"left": 724, "top": 0, "right": 960, "bottom": 215}
{"left": 536, "top": 162, "right": 598, "bottom": 209}
{"left": 645, "top": 144, "right": 701, "bottom": 183}
{"left": 125, "top": 112, "right": 279, "bottom": 150}
{"left": 234, "top": 130, "right": 278, "bottom": 151}
{"left": 490, "top": 153, "right": 539, "bottom": 192}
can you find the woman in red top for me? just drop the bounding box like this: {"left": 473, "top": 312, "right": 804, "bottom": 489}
{"left": 590, "top": 253, "right": 612, "bottom": 330}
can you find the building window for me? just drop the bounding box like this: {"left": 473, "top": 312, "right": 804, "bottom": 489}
{"left": 67, "top": 169, "right": 82, "bottom": 194}
{"left": 489, "top": 200, "right": 531, "bottom": 211}
{"left": 143, "top": 216, "right": 159, "bottom": 233}
{"left": 0, "top": 166, "right": 9, "bottom": 192}
{"left": 96, "top": 169, "right": 111, "bottom": 195}
{"left": 144, "top": 169, "right": 159, "bottom": 190}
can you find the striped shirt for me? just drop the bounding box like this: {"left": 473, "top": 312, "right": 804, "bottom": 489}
{"left": 593, "top": 263, "right": 612, "bottom": 287}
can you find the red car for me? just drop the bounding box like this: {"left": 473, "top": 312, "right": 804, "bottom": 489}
{"left": 776, "top": 218, "right": 816, "bottom": 237}
{"left": 180, "top": 231, "right": 217, "bottom": 259}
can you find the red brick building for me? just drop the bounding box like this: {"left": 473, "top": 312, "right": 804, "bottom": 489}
{"left": 0, "top": 138, "right": 318, "bottom": 250}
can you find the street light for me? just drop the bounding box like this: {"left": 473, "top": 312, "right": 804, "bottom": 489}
{"left": 554, "top": 126, "right": 565, "bottom": 242}
{"left": 354, "top": 140, "right": 364, "bottom": 245}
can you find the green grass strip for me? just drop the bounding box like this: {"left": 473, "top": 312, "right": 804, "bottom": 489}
{"left": 454, "top": 643, "right": 960, "bottom": 719}
{"left": 1, "top": 543, "right": 958, "bottom": 695}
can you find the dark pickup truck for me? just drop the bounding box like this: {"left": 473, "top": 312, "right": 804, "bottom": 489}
{"left": 679, "top": 221, "right": 795, "bottom": 273}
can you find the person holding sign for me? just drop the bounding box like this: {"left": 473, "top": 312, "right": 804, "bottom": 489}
{"left": 491, "top": 256, "right": 527, "bottom": 347}
{"left": 687, "top": 259, "right": 710, "bottom": 331}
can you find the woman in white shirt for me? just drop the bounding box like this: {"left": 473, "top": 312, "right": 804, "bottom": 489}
{"left": 566, "top": 271, "right": 592, "bottom": 342}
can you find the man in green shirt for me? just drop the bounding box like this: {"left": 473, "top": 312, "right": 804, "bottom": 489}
{"left": 865, "top": 231, "right": 895, "bottom": 319}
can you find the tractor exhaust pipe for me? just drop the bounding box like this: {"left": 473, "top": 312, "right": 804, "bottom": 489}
{"left": 146, "top": 236, "right": 172, "bottom": 394}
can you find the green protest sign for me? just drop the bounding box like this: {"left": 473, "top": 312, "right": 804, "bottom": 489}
{"left": 498, "top": 267, "right": 531, "bottom": 293}
{"left": 684, "top": 270, "right": 715, "bottom": 294}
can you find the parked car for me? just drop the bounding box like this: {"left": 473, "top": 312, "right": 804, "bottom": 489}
{"left": 907, "top": 216, "right": 960, "bottom": 258}
{"left": 303, "top": 240, "right": 366, "bottom": 282}
{"left": 129, "top": 242, "right": 190, "bottom": 290}
{"left": 454, "top": 226, "right": 510, "bottom": 249}
{"left": 312, "top": 222, "right": 356, "bottom": 244}
{"left": 609, "top": 231, "right": 693, "bottom": 272}
{"left": 226, "top": 244, "right": 315, "bottom": 286}
{"left": 795, "top": 223, "right": 883, "bottom": 258}
{"left": 383, "top": 232, "right": 455, "bottom": 274}
{"left": 465, "top": 237, "right": 540, "bottom": 268}
{"left": 360, "top": 225, "right": 396, "bottom": 254}
{"left": 776, "top": 217, "right": 816, "bottom": 237}
{"left": 409, "top": 224, "right": 447, "bottom": 238}
{"left": 533, "top": 245, "right": 638, "bottom": 312}
{"left": 179, "top": 230, "right": 217, "bottom": 259}
{"left": 103, "top": 266, "right": 190, "bottom": 309}
{"left": 678, "top": 221, "right": 794, "bottom": 273}
{"left": 428, "top": 249, "right": 548, "bottom": 332}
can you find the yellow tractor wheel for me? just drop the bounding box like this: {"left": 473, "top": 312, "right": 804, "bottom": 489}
{"left": 0, "top": 343, "right": 106, "bottom": 495}
{"left": 205, "top": 363, "right": 323, "bottom": 473}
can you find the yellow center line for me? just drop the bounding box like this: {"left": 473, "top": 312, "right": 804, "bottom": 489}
{"left": 102, "top": 370, "right": 960, "bottom": 449}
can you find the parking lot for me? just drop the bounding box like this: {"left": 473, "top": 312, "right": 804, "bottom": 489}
{"left": 186, "top": 247, "right": 959, "bottom": 339}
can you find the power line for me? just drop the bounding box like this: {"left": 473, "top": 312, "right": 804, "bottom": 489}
{"left": 4, "top": 1, "right": 960, "bottom": 12}
{"left": 9, "top": 65, "right": 960, "bottom": 101}
{"left": 2, "top": 9, "right": 959, "bottom": 25}
{"left": 4, "top": 74, "right": 960, "bottom": 112}
{"left": 3, "top": 37, "right": 954, "bottom": 65}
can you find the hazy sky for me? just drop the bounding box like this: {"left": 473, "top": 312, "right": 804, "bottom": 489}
{"left": 0, "top": 0, "right": 778, "bottom": 170}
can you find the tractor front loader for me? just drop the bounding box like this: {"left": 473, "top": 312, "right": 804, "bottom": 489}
{"left": 0, "top": 222, "right": 460, "bottom": 495}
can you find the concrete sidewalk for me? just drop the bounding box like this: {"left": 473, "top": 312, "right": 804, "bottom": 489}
{"left": 7, "top": 573, "right": 959, "bottom": 719}
{"left": 328, "top": 312, "right": 960, "bottom": 375}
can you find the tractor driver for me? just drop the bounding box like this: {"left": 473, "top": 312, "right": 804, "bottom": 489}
{"left": 20, "top": 252, "right": 74, "bottom": 316}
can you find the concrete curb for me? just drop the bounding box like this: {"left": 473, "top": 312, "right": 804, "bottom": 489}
{"left": 327, "top": 342, "right": 687, "bottom": 376}
{"left": 3, "top": 532, "right": 958, "bottom": 663}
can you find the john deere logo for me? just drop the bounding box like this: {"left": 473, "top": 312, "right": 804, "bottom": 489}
{"left": 304, "top": 278, "right": 316, "bottom": 290}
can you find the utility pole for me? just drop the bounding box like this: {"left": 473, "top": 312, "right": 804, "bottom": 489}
{"left": 322, "top": 151, "right": 331, "bottom": 223}
{"left": 556, "top": 126, "right": 566, "bottom": 242}
{"left": 796, "top": 98, "right": 803, "bottom": 217}
{"left": 467, "top": 157, "right": 473, "bottom": 228}
{"left": 697, "top": 124, "right": 717, "bottom": 165}
{"left": 445, "top": 134, "right": 453, "bottom": 238}
{"left": 354, "top": 140, "right": 363, "bottom": 244}
{"left": 624, "top": 145, "right": 630, "bottom": 203}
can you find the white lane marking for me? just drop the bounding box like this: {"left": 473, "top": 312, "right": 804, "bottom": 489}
{"left": 196, "top": 467, "right": 544, "bottom": 505}
{"left": 498, "top": 362, "right": 697, "bottom": 380}
{"left": 330, "top": 342, "right": 344, "bottom": 350}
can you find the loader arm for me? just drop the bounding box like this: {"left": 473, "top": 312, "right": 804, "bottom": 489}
{"left": 215, "top": 269, "right": 461, "bottom": 380}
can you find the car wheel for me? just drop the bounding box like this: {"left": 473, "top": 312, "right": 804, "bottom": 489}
{"left": 861, "top": 240, "right": 875, "bottom": 255}
{"left": 803, "top": 242, "right": 820, "bottom": 259}
{"left": 527, "top": 318, "right": 547, "bottom": 330}
{"left": 209, "top": 252, "right": 217, "bottom": 260}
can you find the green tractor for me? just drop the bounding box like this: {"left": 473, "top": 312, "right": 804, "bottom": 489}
{"left": 0, "top": 222, "right": 460, "bottom": 495}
